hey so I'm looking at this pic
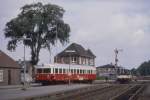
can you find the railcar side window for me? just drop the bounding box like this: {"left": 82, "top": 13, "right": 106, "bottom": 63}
{"left": 66, "top": 69, "right": 69, "bottom": 73}
{"left": 77, "top": 69, "right": 79, "bottom": 74}
{"left": 43, "top": 68, "right": 51, "bottom": 73}
{"left": 71, "top": 69, "right": 73, "bottom": 74}
{"left": 83, "top": 70, "right": 85, "bottom": 74}
{"left": 89, "top": 70, "right": 91, "bottom": 74}
{"left": 37, "top": 69, "right": 42, "bottom": 73}
{"left": 59, "top": 68, "right": 62, "bottom": 74}
{"left": 85, "top": 70, "right": 87, "bottom": 74}
{"left": 55, "top": 68, "right": 58, "bottom": 74}
{"left": 87, "top": 70, "right": 89, "bottom": 74}
{"left": 63, "top": 69, "right": 65, "bottom": 74}
{"left": 74, "top": 69, "right": 76, "bottom": 74}
{"left": 80, "top": 69, "right": 82, "bottom": 74}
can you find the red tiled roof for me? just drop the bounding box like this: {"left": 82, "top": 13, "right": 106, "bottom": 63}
{"left": 56, "top": 43, "right": 96, "bottom": 58}
{"left": 0, "top": 50, "right": 20, "bottom": 68}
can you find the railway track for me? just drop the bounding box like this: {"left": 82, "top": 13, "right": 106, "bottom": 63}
{"left": 54, "top": 84, "right": 133, "bottom": 100}
{"left": 55, "top": 84, "right": 147, "bottom": 100}
{"left": 136, "top": 82, "right": 150, "bottom": 100}
{"left": 21, "top": 83, "right": 146, "bottom": 100}
{"left": 111, "top": 84, "right": 146, "bottom": 100}
{"left": 20, "top": 84, "right": 109, "bottom": 100}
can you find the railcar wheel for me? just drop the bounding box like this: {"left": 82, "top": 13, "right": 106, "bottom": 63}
{"left": 42, "top": 82, "right": 49, "bottom": 86}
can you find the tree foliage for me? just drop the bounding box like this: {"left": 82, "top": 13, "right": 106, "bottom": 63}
{"left": 4, "top": 2, "right": 70, "bottom": 65}
{"left": 137, "top": 60, "right": 150, "bottom": 76}
{"left": 130, "top": 68, "right": 137, "bottom": 76}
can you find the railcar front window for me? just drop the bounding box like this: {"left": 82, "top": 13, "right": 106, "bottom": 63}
{"left": 37, "top": 69, "right": 42, "bottom": 73}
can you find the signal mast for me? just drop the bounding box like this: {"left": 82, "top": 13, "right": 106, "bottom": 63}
{"left": 114, "top": 48, "right": 123, "bottom": 76}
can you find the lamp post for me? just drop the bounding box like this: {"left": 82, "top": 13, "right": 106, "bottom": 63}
{"left": 17, "top": 37, "right": 31, "bottom": 90}
{"left": 65, "top": 50, "right": 75, "bottom": 85}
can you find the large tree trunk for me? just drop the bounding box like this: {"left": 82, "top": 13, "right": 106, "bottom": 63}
{"left": 30, "top": 45, "right": 40, "bottom": 79}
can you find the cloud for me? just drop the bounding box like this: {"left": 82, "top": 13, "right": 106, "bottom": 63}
{"left": 0, "top": 0, "right": 150, "bottom": 69}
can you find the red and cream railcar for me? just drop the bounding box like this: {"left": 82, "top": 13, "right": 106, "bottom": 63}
{"left": 35, "top": 64, "right": 96, "bottom": 85}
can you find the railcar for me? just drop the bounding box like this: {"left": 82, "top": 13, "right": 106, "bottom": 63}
{"left": 35, "top": 64, "right": 96, "bottom": 85}
{"left": 116, "top": 75, "right": 132, "bottom": 84}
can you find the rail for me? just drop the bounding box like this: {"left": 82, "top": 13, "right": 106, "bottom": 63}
{"left": 13, "top": 84, "right": 109, "bottom": 100}
{"left": 129, "top": 85, "right": 146, "bottom": 100}
{"left": 56, "top": 84, "right": 131, "bottom": 100}
{"left": 110, "top": 84, "right": 145, "bottom": 100}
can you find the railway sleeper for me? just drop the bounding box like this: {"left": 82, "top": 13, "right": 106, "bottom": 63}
{"left": 110, "top": 85, "right": 142, "bottom": 100}
{"left": 54, "top": 85, "right": 112, "bottom": 100}
{"left": 129, "top": 85, "right": 147, "bottom": 100}
{"left": 23, "top": 85, "right": 108, "bottom": 100}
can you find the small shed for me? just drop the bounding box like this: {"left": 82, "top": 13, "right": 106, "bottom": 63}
{"left": 0, "top": 50, "right": 21, "bottom": 85}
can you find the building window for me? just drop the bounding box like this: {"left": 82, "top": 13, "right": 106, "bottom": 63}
{"left": 83, "top": 58, "right": 86, "bottom": 64}
{"left": 0, "top": 70, "right": 3, "bottom": 82}
{"left": 90, "top": 59, "right": 94, "bottom": 65}
{"left": 71, "top": 57, "right": 77, "bottom": 63}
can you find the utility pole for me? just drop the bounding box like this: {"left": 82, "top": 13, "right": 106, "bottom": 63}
{"left": 16, "top": 37, "right": 31, "bottom": 90}
{"left": 65, "top": 50, "right": 76, "bottom": 85}
{"left": 114, "top": 48, "right": 123, "bottom": 77}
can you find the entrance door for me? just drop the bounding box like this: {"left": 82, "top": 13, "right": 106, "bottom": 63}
{"left": 8, "top": 70, "right": 11, "bottom": 85}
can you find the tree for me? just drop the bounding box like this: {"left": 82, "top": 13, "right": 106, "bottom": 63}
{"left": 131, "top": 68, "right": 137, "bottom": 76}
{"left": 4, "top": 2, "right": 70, "bottom": 65}
{"left": 137, "top": 60, "right": 150, "bottom": 76}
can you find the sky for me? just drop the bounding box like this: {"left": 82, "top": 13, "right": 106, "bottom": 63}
{"left": 0, "top": 0, "right": 150, "bottom": 69}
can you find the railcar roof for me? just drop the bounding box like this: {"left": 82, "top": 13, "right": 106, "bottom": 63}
{"left": 35, "top": 63, "right": 96, "bottom": 70}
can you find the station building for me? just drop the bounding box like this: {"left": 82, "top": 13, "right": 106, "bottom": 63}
{"left": 54, "top": 43, "right": 96, "bottom": 66}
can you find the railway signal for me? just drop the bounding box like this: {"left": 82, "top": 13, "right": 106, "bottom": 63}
{"left": 114, "top": 48, "right": 123, "bottom": 77}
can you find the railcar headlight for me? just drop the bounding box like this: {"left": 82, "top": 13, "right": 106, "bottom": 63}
{"left": 36, "top": 75, "right": 39, "bottom": 78}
